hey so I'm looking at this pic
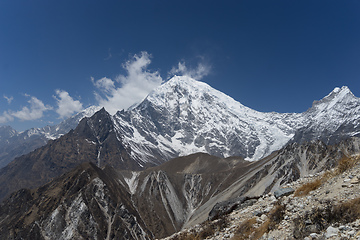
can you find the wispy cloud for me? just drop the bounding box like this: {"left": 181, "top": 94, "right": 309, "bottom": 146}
{"left": 104, "top": 48, "right": 112, "bottom": 61}
{"left": 93, "top": 51, "right": 163, "bottom": 114}
{"left": 93, "top": 77, "right": 115, "bottom": 94}
{"left": 54, "top": 90, "right": 83, "bottom": 118}
{"left": 0, "top": 111, "right": 14, "bottom": 124}
{"left": 11, "top": 95, "right": 52, "bottom": 121}
{"left": 169, "top": 60, "right": 211, "bottom": 80}
{"left": 3, "top": 95, "right": 13, "bottom": 104}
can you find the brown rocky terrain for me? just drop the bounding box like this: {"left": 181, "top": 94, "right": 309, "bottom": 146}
{"left": 163, "top": 154, "right": 360, "bottom": 240}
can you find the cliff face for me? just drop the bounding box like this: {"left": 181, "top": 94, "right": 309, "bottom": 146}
{"left": 0, "top": 162, "right": 152, "bottom": 240}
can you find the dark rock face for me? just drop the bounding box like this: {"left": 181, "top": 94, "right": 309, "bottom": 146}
{"left": 0, "top": 153, "right": 252, "bottom": 239}
{"left": 0, "top": 162, "right": 152, "bottom": 240}
{"left": 128, "top": 153, "right": 249, "bottom": 238}
{"left": 0, "top": 108, "right": 147, "bottom": 202}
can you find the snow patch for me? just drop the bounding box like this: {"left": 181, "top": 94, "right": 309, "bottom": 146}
{"left": 124, "top": 171, "right": 140, "bottom": 195}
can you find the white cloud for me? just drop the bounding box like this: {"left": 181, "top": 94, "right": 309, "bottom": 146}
{"left": 54, "top": 90, "right": 83, "bottom": 118}
{"left": 3, "top": 95, "right": 13, "bottom": 104}
{"left": 11, "top": 96, "right": 52, "bottom": 121}
{"left": 93, "top": 77, "right": 115, "bottom": 95}
{"left": 169, "top": 60, "right": 211, "bottom": 80}
{"left": 93, "top": 51, "right": 163, "bottom": 114}
{"left": 0, "top": 111, "right": 14, "bottom": 124}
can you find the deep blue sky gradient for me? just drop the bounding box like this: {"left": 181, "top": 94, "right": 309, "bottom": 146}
{"left": 1, "top": 0, "right": 360, "bottom": 130}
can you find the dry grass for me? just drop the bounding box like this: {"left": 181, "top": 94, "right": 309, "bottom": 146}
{"left": 232, "top": 217, "right": 257, "bottom": 240}
{"left": 335, "top": 155, "right": 358, "bottom": 174}
{"left": 294, "top": 155, "right": 360, "bottom": 197}
{"left": 293, "top": 196, "right": 360, "bottom": 238}
{"left": 294, "top": 178, "right": 323, "bottom": 197}
{"left": 171, "top": 217, "right": 229, "bottom": 240}
{"left": 232, "top": 203, "right": 285, "bottom": 240}
{"left": 174, "top": 154, "right": 360, "bottom": 240}
{"left": 331, "top": 196, "right": 360, "bottom": 223}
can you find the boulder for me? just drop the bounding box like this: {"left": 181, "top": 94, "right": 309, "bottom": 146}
{"left": 325, "top": 226, "right": 339, "bottom": 238}
{"left": 274, "top": 187, "right": 295, "bottom": 198}
{"left": 208, "top": 196, "right": 258, "bottom": 221}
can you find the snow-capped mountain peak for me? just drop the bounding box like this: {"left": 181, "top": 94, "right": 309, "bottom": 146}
{"left": 312, "top": 86, "right": 356, "bottom": 110}
{"left": 113, "top": 76, "right": 299, "bottom": 164}
{"left": 2, "top": 77, "right": 360, "bottom": 171}
{"left": 146, "top": 75, "right": 250, "bottom": 116}
{"left": 112, "top": 78, "right": 360, "bottom": 166}
{"left": 291, "top": 86, "right": 360, "bottom": 145}
{"left": 309, "top": 85, "right": 359, "bottom": 116}
{"left": 0, "top": 126, "right": 17, "bottom": 140}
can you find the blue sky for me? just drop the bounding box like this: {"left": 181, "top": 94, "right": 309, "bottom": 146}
{"left": 1, "top": 0, "right": 360, "bottom": 131}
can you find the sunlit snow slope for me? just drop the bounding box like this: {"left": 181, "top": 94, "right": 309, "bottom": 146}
{"left": 113, "top": 76, "right": 301, "bottom": 164}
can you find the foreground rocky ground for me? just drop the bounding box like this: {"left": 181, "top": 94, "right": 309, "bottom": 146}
{"left": 162, "top": 154, "right": 360, "bottom": 240}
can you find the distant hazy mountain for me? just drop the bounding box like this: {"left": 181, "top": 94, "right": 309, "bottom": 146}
{"left": 0, "top": 106, "right": 100, "bottom": 168}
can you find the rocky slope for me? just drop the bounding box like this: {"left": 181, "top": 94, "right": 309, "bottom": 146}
{"left": 0, "top": 106, "right": 100, "bottom": 169}
{"left": 0, "top": 162, "right": 152, "bottom": 240}
{"left": 1, "top": 137, "right": 360, "bottom": 239}
{"left": 163, "top": 151, "right": 360, "bottom": 240}
{"left": 181, "top": 137, "right": 360, "bottom": 230}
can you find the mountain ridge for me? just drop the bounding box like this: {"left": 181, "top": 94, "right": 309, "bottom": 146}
{"left": 111, "top": 77, "right": 360, "bottom": 165}
{"left": 0, "top": 106, "right": 100, "bottom": 169}
{"left": 1, "top": 137, "right": 360, "bottom": 239}
{"left": 1, "top": 77, "right": 359, "bottom": 170}
{"left": 1, "top": 77, "right": 360, "bottom": 203}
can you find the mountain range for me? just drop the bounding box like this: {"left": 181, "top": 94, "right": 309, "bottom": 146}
{"left": 0, "top": 106, "right": 100, "bottom": 169}
{"left": 1, "top": 76, "right": 360, "bottom": 200}
{"left": 1, "top": 76, "right": 360, "bottom": 239}
{"left": 2, "top": 76, "right": 360, "bottom": 170}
